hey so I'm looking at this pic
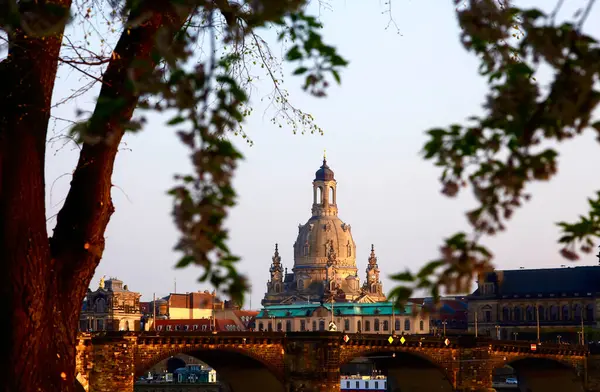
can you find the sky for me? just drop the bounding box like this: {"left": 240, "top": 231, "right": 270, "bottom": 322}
{"left": 43, "top": 0, "right": 600, "bottom": 308}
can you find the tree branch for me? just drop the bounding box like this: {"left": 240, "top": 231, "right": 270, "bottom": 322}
{"left": 49, "top": 0, "right": 194, "bottom": 288}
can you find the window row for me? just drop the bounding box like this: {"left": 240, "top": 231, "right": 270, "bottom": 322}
{"left": 501, "top": 304, "right": 594, "bottom": 322}
{"left": 257, "top": 318, "right": 425, "bottom": 332}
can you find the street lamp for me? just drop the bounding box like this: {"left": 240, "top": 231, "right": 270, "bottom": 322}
{"left": 557, "top": 335, "right": 562, "bottom": 344}
{"left": 513, "top": 332, "right": 519, "bottom": 341}
{"left": 442, "top": 320, "right": 447, "bottom": 337}
{"left": 495, "top": 325, "right": 500, "bottom": 340}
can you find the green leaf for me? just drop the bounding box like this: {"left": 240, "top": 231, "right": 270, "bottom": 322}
{"left": 293, "top": 67, "right": 309, "bottom": 75}
{"left": 167, "top": 116, "right": 185, "bottom": 125}
{"left": 390, "top": 271, "right": 414, "bottom": 282}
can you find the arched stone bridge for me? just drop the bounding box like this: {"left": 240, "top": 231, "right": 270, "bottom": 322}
{"left": 75, "top": 331, "right": 590, "bottom": 392}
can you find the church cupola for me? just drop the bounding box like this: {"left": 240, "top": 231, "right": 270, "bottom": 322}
{"left": 312, "top": 152, "right": 338, "bottom": 217}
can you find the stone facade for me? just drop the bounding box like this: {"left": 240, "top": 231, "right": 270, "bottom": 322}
{"left": 469, "top": 267, "right": 600, "bottom": 342}
{"left": 76, "top": 332, "right": 588, "bottom": 392}
{"left": 256, "top": 302, "right": 429, "bottom": 335}
{"left": 81, "top": 277, "right": 142, "bottom": 331}
{"left": 262, "top": 158, "right": 386, "bottom": 306}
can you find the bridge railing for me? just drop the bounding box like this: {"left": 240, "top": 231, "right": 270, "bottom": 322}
{"left": 76, "top": 331, "right": 588, "bottom": 353}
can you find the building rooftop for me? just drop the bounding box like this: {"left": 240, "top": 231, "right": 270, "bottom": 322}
{"left": 258, "top": 302, "right": 418, "bottom": 318}
{"left": 473, "top": 265, "right": 600, "bottom": 297}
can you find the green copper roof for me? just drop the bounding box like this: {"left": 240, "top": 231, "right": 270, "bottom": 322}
{"left": 257, "top": 302, "right": 418, "bottom": 318}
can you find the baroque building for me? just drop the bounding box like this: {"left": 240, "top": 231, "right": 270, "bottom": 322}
{"left": 80, "top": 277, "right": 142, "bottom": 331}
{"left": 468, "top": 266, "right": 599, "bottom": 342}
{"left": 255, "top": 302, "right": 429, "bottom": 334}
{"left": 262, "top": 157, "right": 386, "bottom": 306}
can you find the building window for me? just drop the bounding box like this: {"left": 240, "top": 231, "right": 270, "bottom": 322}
{"left": 319, "top": 320, "right": 325, "bottom": 331}
{"left": 484, "top": 309, "right": 492, "bottom": 322}
{"left": 355, "top": 381, "right": 359, "bottom": 389}
{"left": 258, "top": 322, "right": 264, "bottom": 331}
{"left": 344, "top": 319, "right": 350, "bottom": 331}
{"left": 526, "top": 306, "right": 534, "bottom": 321}
{"left": 574, "top": 304, "right": 582, "bottom": 320}
{"left": 383, "top": 320, "right": 389, "bottom": 331}
{"left": 562, "top": 305, "right": 570, "bottom": 321}
{"left": 586, "top": 304, "right": 594, "bottom": 321}
{"left": 374, "top": 319, "right": 380, "bottom": 332}
{"left": 513, "top": 307, "right": 521, "bottom": 321}
{"left": 365, "top": 320, "right": 371, "bottom": 332}
{"left": 268, "top": 322, "right": 273, "bottom": 332}
{"left": 347, "top": 241, "right": 352, "bottom": 257}
{"left": 502, "top": 306, "right": 510, "bottom": 321}
{"left": 538, "top": 305, "right": 546, "bottom": 321}
{"left": 298, "top": 280, "right": 304, "bottom": 290}
{"left": 286, "top": 320, "right": 292, "bottom": 332}
{"left": 277, "top": 322, "right": 282, "bottom": 332}
{"left": 395, "top": 319, "right": 401, "bottom": 331}
{"left": 303, "top": 243, "right": 310, "bottom": 256}
{"left": 375, "top": 381, "right": 379, "bottom": 389}
{"left": 550, "top": 305, "right": 559, "bottom": 321}
{"left": 193, "top": 325, "right": 199, "bottom": 331}
{"left": 300, "top": 320, "right": 306, "bottom": 331}
{"left": 419, "top": 320, "right": 424, "bottom": 331}
{"left": 166, "top": 325, "right": 172, "bottom": 331}
{"left": 357, "top": 320, "right": 362, "bottom": 332}
{"left": 365, "top": 381, "right": 369, "bottom": 389}
{"left": 404, "top": 319, "right": 410, "bottom": 331}
{"left": 312, "top": 320, "right": 317, "bottom": 331}
{"left": 202, "top": 324, "right": 207, "bottom": 331}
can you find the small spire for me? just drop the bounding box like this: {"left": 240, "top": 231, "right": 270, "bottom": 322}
{"left": 275, "top": 243, "right": 279, "bottom": 252}
{"left": 371, "top": 244, "right": 375, "bottom": 252}
{"left": 323, "top": 149, "right": 327, "bottom": 160}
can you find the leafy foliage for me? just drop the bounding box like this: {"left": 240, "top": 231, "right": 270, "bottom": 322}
{"left": 389, "top": 0, "right": 600, "bottom": 307}
{"left": 62, "top": 1, "right": 346, "bottom": 304}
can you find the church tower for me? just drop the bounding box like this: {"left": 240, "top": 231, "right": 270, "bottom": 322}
{"left": 311, "top": 154, "right": 338, "bottom": 217}
{"left": 262, "top": 155, "right": 388, "bottom": 306}
{"left": 362, "top": 244, "right": 386, "bottom": 301}
{"left": 265, "top": 244, "right": 284, "bottom": 298}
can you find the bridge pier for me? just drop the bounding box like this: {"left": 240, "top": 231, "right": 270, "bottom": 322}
{"left": 284, "top": 335, "right": 340, "bottom": 392}
{"left": 88, "top": 334, "right": 137, "bottom": 392}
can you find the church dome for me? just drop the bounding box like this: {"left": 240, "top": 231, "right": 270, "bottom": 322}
{"left": 315, "top": 159, "right": 335, "bottom": 181}
{"left": 294, "top": 216, "right": 356, "bottom": 269}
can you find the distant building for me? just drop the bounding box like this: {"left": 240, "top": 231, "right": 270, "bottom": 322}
{"left": 80, "top": 277, "right": 142, "bottom": 331}
{"left": 154, "top": 318, "right": 240, "bottom": 332}
{"left": 142, "top": 290, "right": 253, "bottom": 331}
{"left": 256, "top": 302, "right": 428, "bottom": 334}
{"left": 262, "top": 157, "right": 386, "bottom": 306}
{"left": 411, "top": 297, "right": 469, "bottom": 335}
{"left": 469, "top": 266, "right": 599, "bottom": 342}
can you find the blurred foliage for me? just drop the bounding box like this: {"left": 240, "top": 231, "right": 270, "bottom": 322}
{"left": 2, "top": 0, "right": 348, "bottom": 305}
{"left": 390, "top": 0, "right": 600, "bottom": 308}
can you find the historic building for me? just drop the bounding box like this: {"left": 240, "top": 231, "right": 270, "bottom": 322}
{"left": 255, "top": 302, "right": 429, "bottom": 334}
{"left": 262, "top": 157, "right": 386, "bottom": 306}
{"left": 80, "top": 277, "right": 142, "bottom": 331}
{"left": 412, "top": 296, "right": 469, "bottom": 335}
{"left": 468, "top": 266, "right": 600, "bottom": 342}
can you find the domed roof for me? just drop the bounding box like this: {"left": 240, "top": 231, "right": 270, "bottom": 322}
{"left": 315, "top": 159, "right": 335, "bottom": 181}
{"left": 294, "top": 215, "right": 356, "bottom": 269}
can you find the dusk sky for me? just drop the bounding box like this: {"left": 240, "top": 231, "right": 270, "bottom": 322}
{"left": 44, "top": 0, "right": 600, "bottom": 308}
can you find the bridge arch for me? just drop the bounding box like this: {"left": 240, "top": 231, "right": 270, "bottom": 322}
{"left": 341, "top": 347, "right": 455, "bottom": 392}
{"left": 494, "top": 356, "right": 585, "bottom": 392}
{"left": 136, "top": 345, "right": 285, "bottom": 392}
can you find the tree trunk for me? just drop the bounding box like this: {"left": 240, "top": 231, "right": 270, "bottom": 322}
{"left": 0, "top": 2, "right": 192, "bottom": 391}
